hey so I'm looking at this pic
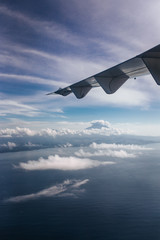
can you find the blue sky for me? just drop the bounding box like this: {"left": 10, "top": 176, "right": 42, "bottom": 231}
{"left": 1, "top": 0, "right": 160, "bottom": 135}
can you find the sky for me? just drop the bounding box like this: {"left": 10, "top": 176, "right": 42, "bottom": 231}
{"left": 1, "top": 0, "right": 160, "bottom": 135}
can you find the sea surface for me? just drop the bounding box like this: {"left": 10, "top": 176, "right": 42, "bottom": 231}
{"left": 1, "top": 144, "right": 160, "bottom": 240}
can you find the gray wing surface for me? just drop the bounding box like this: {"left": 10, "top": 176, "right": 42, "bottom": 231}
{"left": 47, "top": 44, "right": 160, "bottom": 99}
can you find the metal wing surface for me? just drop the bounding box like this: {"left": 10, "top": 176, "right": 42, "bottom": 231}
{"left": 47, "top": 44, "right": 160, "bottom": 99}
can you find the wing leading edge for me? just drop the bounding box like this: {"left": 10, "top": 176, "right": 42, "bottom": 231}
{"left": 47, "top": 44, "right": 160, "bottom": 99}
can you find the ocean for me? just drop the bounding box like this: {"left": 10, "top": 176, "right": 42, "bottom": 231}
{"left": 1, "top": 144, "right": 160, "bottom": 239}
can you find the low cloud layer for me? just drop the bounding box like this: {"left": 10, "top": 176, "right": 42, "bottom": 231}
{"left": 75, "top": 142, "right": 152, "bottom": 159}
{"left": 0, "top": 141, "right": 17, "bottom": 150}
{"left": 0, "top": 120, "right": 155, "bottom": 153}
{"left": 90, "top": 142, "right": 152, "bottom": 150}
{"left": 6, "top": 179, "right": 89, "bottom": 203}
{"left": 0, "top": 120, "right": 125, "bottom": 138}
{"left": 75, "top": 149, "right": 136, "bottom": 158}
{"left": 16, "top": 155, "right": 115, "bottom": 171}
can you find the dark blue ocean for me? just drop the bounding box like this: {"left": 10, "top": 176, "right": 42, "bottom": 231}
{"left": 1, "top": 144, "right": 160, "bottom": 240}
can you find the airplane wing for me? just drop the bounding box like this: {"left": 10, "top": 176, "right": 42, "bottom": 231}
{"left": 47, "top": 44, "right": 160, "bottom": 99}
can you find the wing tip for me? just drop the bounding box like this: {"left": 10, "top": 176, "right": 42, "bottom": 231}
{"left": 46, "top": 92, "right": 56, "bottom": 95}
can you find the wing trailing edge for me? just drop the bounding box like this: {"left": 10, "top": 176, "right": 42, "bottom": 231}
{"left": 47, "top": 44, "right": 160, "bottom": 99}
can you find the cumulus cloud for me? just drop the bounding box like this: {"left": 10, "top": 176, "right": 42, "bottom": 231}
{"left": 83, "top": 120, "right": 127, "bottom": 135}
{"left": 75, "top": 142, "right": 152, "bottom": 159}
{"left": 24, "top": 142, "right": 40, "bottom": 147}
{"left": 86, "top": 120, "right": 111, "bottom": 129}
{"left": 6, "top": 179, "right": 89, "bottom": 203}
{"left": 0, "top": 120, "right": 125, "bottom": 138}
{"left": 90, "top": 142, "right": 152, "bottom": 150}
{"left": 16, "top": 155, "right": 115, "bottom": 171}
{"left": 0, "top": 141, "right": 17, "bottom": 150}
{"left": 0, "top": 120, "right": 156, "bottom": 153}
{"left": 0, "top": 127, "right": 36, "bottom": 138}
{"left": 75, "top": 149, "right": 136, "bottom": 158}
{"left": 0, "top": 120, "right": 134, "bottom": 152}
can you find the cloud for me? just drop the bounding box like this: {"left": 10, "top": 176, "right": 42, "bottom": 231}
{"left": 16, "top": 155, "right": 115, "bottom": 171}
{"left": 0, "top": 73, "right": 66, "bottom": 88}
{"left": 75, "top": 142, "right": 152, "bottom": 159}
{"left": 1, "top": 3, "right": 159, "bottom": 121}
{"left": 75, "top": 149, "right": 136, "bottom": 158}
{"left": 86, "top": 120, "right": 111, "bottom": 130}
{"left": 0, "top": 120, "right": 156, "bottom": 153}
{"left": 1, "top": 1, "right": 160, "bottom": 116}
{"left": 0, "top": 99, "right": 40, "bottom": 117}
{"left": 24, "top": 142, "right": 40, "bottom": 147}
{"left": 0, "top": 120, "right": 125, "bottom": 138}
{"left": 0, "top": 4, "right": 83, "bottom": 47}
{"left": 0, "top": 141, "right": 16, "bottom": 150}
{"left": 82, "top": 120, "right": 128, "bottom": 135}
{"left": 5, "top": 179, "right": 89, "bottom": 203}
{"left": 90, "top": 142, "right": 152, "bottom": 150}
{"left": 88, "top": 85, "right": 151, "bottom": 109}
{"left": 0, "top": 127, "right": 36, "bottom": 138}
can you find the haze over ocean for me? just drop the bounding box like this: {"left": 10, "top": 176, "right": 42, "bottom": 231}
{"left": 1, "top": 0, "right": 160, "bottom": 239}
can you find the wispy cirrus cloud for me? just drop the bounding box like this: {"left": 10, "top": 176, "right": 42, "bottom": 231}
{"left": 0, "top": 4, "right": 84, "bottom": 47}
{"left": 0, "top": 93, "right": 65, "bottom": 119}
{"left": 1, "top": 2, "right": 160, "bottom": 117}
{"left": 0, "top": 99, "right": 39, "bottom": 117}
{"left": 88, "top": 85, "right": 151, "bottom": 109}
{"left": 5, "top": 179, "right": 89, "bottom": 203}
{"left": 0, "top": 73, "right": 66, "bottom": 87}
{"left": 1, "top": 1, "right": 160, "bottom": 131}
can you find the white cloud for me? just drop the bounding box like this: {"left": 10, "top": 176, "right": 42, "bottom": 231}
{"left": 71, "top": 179, "right": 89, "bottom": 188}
{"left": 0, "top": 44, "right": 106, "bottom": 86}
{"left": 7, "top": 142, "right": 16, "bottom": 150}
{"left": 1, "top": 1, "right": 160, "bottom": 115}
{"left": 0, "top": 5, "right": 83, "bottom": 47}
{"left": 1, "top": 4, "right": 159, "bottom": 115}
{"left": 0, "top": 120, "right": 127, "bottom": 138}
{"left": 75, "top": 149, "right": 136, "bottom": 158}
{"left": 0, "top": 127, "right": 36, "bottom": 138}
{"left": 0, "top": 73, "right": 66, "bottom": 88}
{"left": 86, "top": 120, "right": 111, "bottom": 129}
{"left": 0, "top": 141, "right": 16, "bottom": 150}
{"left": 0, "top": 99, "right": 40, "bottom": 117}
{"left": 16, "top": 155, "right": 115, "bottom": 171}
{"left": 0, "top": 120, "right": 156, "bottom": 153}
{"left": 88, "top": 85, "right": 151, "bottom": 109}
{"left": 82, "top": 120, "right": 128, "bottom": 135}
{"left": 24, "top": 142, "right": 40, "bottom": 147}
{"left": 5, "top": 179, "right": 89, "bottom": 203}
{"left": 114, "top": 122, "right": 160, "bottom": 137}
{"left": 90, "top": 142, "right": 152, "bottom": 151}
{"left": 75, "top": 142, "right": 152, "bottom": 159}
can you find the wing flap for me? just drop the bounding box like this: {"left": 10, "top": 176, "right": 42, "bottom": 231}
{"left": 142, "top": 58, "right": 160, "bottom": 85}
{"left": 71, "top": 85, "right": 92, "bottom": 98}
{"left": 95, "top": 75, "right": 129, "bottom": 94}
